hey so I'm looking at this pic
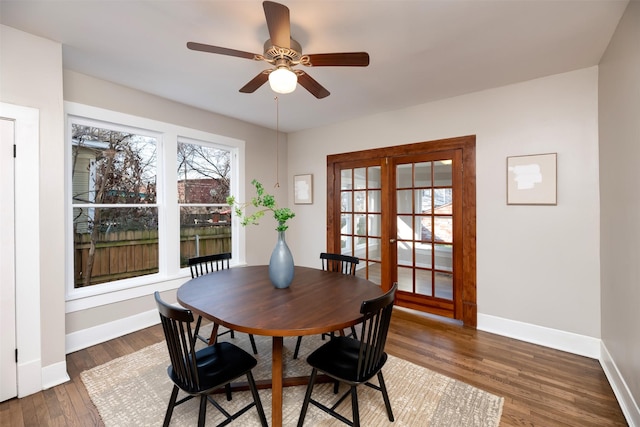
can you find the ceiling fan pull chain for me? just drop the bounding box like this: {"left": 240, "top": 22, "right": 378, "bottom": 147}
{"left": 274, "top": 96, "right": 280, "bottom": 189}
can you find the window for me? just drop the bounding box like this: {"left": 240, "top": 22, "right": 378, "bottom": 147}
{"left": 66, "top": 102, "right": 244, "bottom": 310}
{"left": 177, "top": 138, "right": 232, "bottom": 266}
{"left": 71, "top": 121, "right": 159, "bottom": 288}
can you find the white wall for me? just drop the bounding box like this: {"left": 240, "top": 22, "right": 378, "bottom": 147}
{"left": 0, "top": 25, "right": 67, "bottom": 389}
{"left": 288, "top": 68, "right": 602, "bottom": 345}
{"left": 599, "top": 1, "right": 640, "bottom": 424}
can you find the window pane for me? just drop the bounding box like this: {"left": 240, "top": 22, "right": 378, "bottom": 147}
{"left": 177, "top": 142, "right": 230, "bottom": 203}
{"left": 73, "top": 207, "right": 158, "bottom": 287}
{"left": 179, "top": 207, "right": 231, "bottom": 266}
{"left": 71, "top": 122, "right": 158, "bottom": 289}
{"left": 71, "top": 124, "right": 157, "bottom": 205}
{"left": 178, "top": 141, "right": 231, "bottom": 265}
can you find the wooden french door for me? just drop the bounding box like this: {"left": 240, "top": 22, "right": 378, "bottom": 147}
{"left": 327, "top": 136, "right": 477, "bottom": 326}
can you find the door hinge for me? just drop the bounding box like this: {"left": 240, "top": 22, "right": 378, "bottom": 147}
{"left": 14, "top": 144, "right": 17, "bottom": 158}
{"left": 15, "top": 348, "right": 18, "bottom": 363}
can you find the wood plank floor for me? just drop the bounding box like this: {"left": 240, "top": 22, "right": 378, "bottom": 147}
{"left": 0, "top": 308, "right": 628, "bottom": 426}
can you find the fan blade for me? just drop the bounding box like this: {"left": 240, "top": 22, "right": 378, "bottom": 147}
{"left": 303, "top": 52, "right": 370, "bottom": 67}
{"left": 239, "top": 72, "right": 269, "bottom": 93}
{"left": 263, "top": 1, "right": 290, "bottom": 48}
{"left": 297, "top": 72, "right": 330, "bottom": 99}
{"left": 187, "top": 42, "right": 258, "bottom": 60}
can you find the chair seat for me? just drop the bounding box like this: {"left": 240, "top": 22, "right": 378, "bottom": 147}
{"left": 168, "top": 341, "right": 257, "bottom": 394}
{"left": 307, "top": 336, "right": 387, "bottom": 384}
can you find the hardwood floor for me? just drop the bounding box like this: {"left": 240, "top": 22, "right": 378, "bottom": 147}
{"left": 0, "top": 308, "right": 627, "bottom": 426}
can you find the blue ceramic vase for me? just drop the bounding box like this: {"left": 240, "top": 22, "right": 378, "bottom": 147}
{"left": 269, "top": 230, "right": 294, "bottom": 289}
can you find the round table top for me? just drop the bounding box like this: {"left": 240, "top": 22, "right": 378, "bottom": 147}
{"left": 177, "top": 265, "right": 383, "bottom": 337}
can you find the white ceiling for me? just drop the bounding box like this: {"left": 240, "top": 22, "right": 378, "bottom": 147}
{"left": 1, "top": 0, "right": 628, "bottom": 133}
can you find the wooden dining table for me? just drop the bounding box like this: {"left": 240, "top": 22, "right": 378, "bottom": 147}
{"left": 176, "top": 264, "right": 384, "bottom": 427}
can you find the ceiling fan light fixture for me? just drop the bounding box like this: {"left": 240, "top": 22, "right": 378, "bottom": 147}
{"left": 269, "top": 67, "right": 297, "bottom": 94}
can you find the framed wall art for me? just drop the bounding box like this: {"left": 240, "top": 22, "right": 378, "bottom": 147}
{"left": 507, "top": 153, "right": 557, "bottom": 205}
{"left": 294, "top": 174, "right": 313, "bottom": 204}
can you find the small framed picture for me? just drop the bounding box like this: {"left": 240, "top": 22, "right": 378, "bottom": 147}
{"left": 507, "top": 153, "right": 557, "bottom": 205}
{"left": 294, "top": 174, "right": 313, "bottom": 204}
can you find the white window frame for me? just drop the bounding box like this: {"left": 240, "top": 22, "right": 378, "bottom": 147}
{"left": 64, "top": 102, "right": 245, "bottom": 312}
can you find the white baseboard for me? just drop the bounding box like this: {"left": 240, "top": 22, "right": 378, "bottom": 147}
{"left": 601, "top": 342, "right": 640, "bottom": 427}
{"left": 477, "top": 313, "right": 601, "bottom": 359}
{"left": 17, "top": 358, "right": 42, "bottom": 398}
{"left": 65, "top": 309, "right": 160, "bottom": 354}
{"left": 41, "top": 361, "right": 70, "bottom": 390}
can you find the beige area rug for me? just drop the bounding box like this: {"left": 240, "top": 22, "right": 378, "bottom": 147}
{"left": 81, "top": 327, "right": 503, "bottom": 426}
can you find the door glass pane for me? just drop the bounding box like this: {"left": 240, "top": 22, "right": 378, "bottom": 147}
{"left": 434, "top": 160, "right": 452, "bottom": 186}
{"left": 435, "top": 244, "right": 453, "bottom": 272}
{"left": 397, "top": 164, "right": 413, "bottom": 188}
{"left": 368, "top": 237, "right": 381, "bottom": 261}
{"left": 355, "top": 214, "right": 366, "bottom": 235}
{"left": 369, "top": 214, "right": 381, "bottom": 237}
{"left": 416, "top": 216, "right": 432, "bottom": 242}
{"left": 420, "top": 189, "right": 432, "bottom": 213}
{"left": 341, "top": 191, "right": 352, "bottom": 212}
{"left": 435, "top": 272, "right": 453, "bottom": 299}
{"left": 340, "top": 214, "right": 352, "bottom": 234}
{"left": 416, "top": 269, "right": 433, "bottom": 296}
{"left": 397, "top": 189, "right": 413, "bottom": 214}
{"left": 414, "top": 162, "right": 431, "bottom": 187}
{"left": 340, "top": 235, "right": 351, "bottom": 252}
{"left": 416, "top": 242, "right": 432, "bottom": 269}
{"left": 368, "top": 190, "right": 381, "bottom": 213}
{"left": 397, "top": 241, "right": 413, "bottom": 266}
{"left": 397, "top": 215, "right": 413, "bottom": 240}
{"left": 434, "top": 188, "right": 453, "bottom": 212}
{"left": 341, "top": 169, "right": 352, "bottom": 190}
{"left": 354, "top": 167, "right": 366, "bottom": 189}
{"left": 397, "top": 266, "right": 413, "bottom": 292}
{"left": 368, "top": 166, "right": 381, "bottom": 188}
{"left": 354, "top": 191, "right": 366, "bottom": 212}
{"left": 434, "top": 216, "right": 452, "bottom": 243}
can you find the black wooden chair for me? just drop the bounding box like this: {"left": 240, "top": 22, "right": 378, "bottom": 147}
{"left": 296, "top": 283, "right": 397, "bottom": 427}
{"left": 154, "top": 292, "right": 268, "bottom": 427}
{"left": 189, "top": 253, "right": 258, "bottom": 355}
{"left": 292, "top": 252, "right": 360, "bottom": 359}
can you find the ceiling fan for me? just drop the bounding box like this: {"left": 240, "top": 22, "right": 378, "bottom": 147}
{"left": 187, "top": 1, "right": 370, "bottom": 99}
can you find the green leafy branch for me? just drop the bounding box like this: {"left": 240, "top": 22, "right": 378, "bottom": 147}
{"left": 227, "top": 179, "right": 295, "bottom": 232}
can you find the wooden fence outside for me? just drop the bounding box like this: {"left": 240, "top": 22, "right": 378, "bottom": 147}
{"left": 74, "top": 225, "right": 231, "bottom": 287}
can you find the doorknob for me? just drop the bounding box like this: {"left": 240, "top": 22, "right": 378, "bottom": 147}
{"left": 390, "top": 239, "right": 396, "bottom": 243}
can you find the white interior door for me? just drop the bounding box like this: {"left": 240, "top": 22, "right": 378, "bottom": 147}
{"left": 0, "top": 117, "right": 17, "bottom": 402}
